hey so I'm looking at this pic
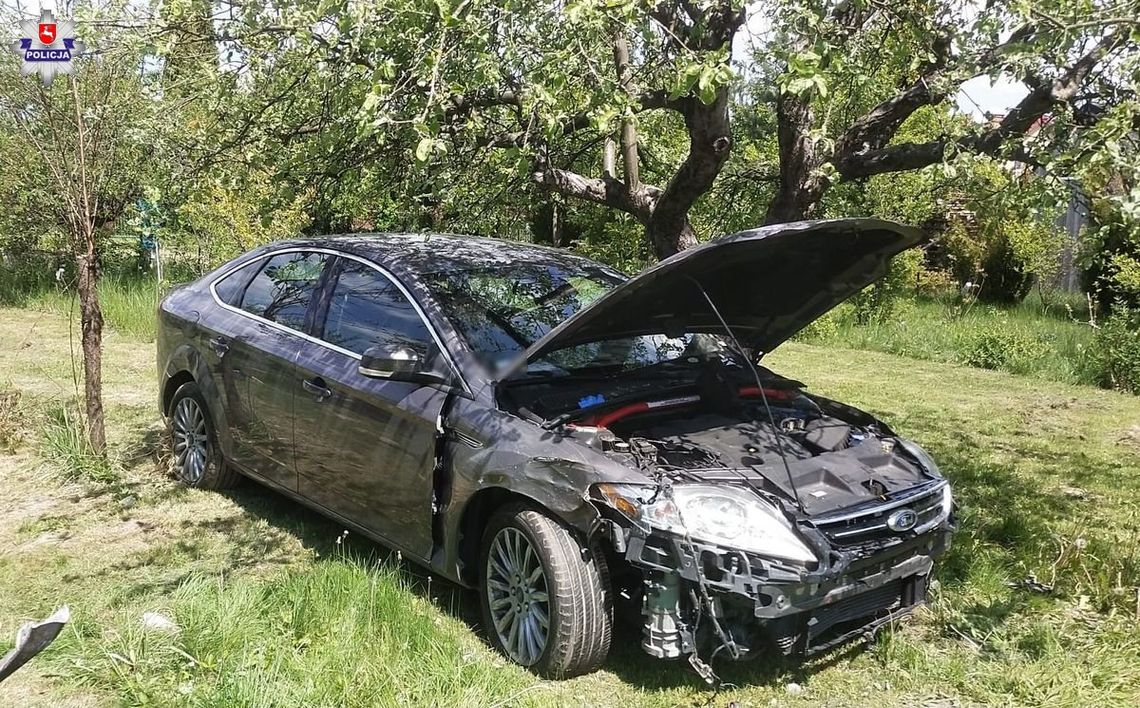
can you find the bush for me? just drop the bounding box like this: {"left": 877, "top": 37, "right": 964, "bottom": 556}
{"left": 567, "top": 209, "right": 652, "bottom": 274}
{"left": 849, "top": 249, "right": 924, "bottom": 324}
{"left": 1090, "top": 307, "right": 1140, "bottom": 393}
{"left": 977, "top": 234, "right": 1035, "bottom": 304}
{"left": 914, "top": 266, "right": 957, "bottom": 298}
{"left": 0, "top": 251, "right": 64, "bottom": 306}
{"left": 1081, "top": 199, "right": 1140, "bottom": 316}
{"left": 936, "top": 217, "right": 1059, "bottom": 305}
{"left": 961, "top": 320, "right": 1046, "bottom": 373}
{"left": 796, "top": 305, "right": 847, "bottom": 343}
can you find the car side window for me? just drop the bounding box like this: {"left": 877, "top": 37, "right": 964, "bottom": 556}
{"left": 213, "top": 260, "right": 261, "bottom": 306}
{"left": 321, "top": 260, "right": 432, "bottom": 357}
{"left": 240, "top": 252, "right": 329, "bottom": 330}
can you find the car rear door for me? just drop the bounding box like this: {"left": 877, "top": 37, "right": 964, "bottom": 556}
{"left": 207, "top": 250, "right": 332, "bottom": 492}
{"left": 293, "top": 256, "right": 449, "bottom": 560}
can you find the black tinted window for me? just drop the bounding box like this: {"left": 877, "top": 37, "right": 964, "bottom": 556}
{"left": 241, "top": 252, "right": 328, "bottom": 329}
{"left": 214, "top": 261, "right": 260, "bottom": 306}
{"left": 322, "top": 261, "right": 432, "bottom": 356}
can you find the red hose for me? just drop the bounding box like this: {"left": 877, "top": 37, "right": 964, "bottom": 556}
{"left": 738, "top": 386, "right": 797, "bottom": 401}
{"left": 585, "top": 386, "right": 799, "bottom": 428}
{"left": 592, "top": 402, "right": 650, "bottom": 428}
{"left": 591, "top": 395, "right": 700, "bottom": 428}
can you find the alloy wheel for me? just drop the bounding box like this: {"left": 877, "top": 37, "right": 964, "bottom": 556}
{"left": 172, "top": 397, "right": 209, "bottom": 484}
{"left": 486, "top": 527, "right": 550, "bottom": 665}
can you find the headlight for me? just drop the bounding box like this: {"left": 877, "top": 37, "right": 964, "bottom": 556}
{"left": 597, "top": 483, "right": 817, "bottom": 564}
{"left": 941, "top": 484, "right": 954, "bottom": 518}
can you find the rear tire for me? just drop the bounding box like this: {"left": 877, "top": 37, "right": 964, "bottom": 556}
{"left": 167, "top": 381, "right": 239, "bottom": 490}
{"left": 479, "top": 503, "right": 612, "bottom": 678}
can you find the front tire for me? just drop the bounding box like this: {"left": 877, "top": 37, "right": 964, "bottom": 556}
{"left": 479, "top": 503, "right": 612, "bottom": 678}
{"left": 168, "top": 381, "right": 239, "bottom": 490}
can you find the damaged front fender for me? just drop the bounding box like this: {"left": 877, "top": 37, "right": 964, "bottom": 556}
{"left": 432, "top": 398, "right": 650, "bottom": 585}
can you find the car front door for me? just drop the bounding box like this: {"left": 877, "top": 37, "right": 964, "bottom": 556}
{"left": 207, "top": 250, "right": 331, "bottom": 492}
{"left": 293, "top": 256, "right": 450, "bottom": 559}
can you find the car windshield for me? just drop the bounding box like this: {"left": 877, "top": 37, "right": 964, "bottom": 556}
{"left": 423, "top": 261, "right": 740, "bottom": 376}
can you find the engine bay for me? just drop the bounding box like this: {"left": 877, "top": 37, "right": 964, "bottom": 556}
{"left": 504, "top": 364, "right": 937, "bottom": 518}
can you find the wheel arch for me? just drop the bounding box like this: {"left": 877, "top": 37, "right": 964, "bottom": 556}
{"left": 457, "top": 487, "right": 536, "bottom": 585}
{"left": 162, "top": 371, "right": 196, "bottom": 415}
{"left": 456, "top": 487, "right": 600, "bottom": 587}
{"left": 160, "top": 342, "right": 232, "bottom": 456}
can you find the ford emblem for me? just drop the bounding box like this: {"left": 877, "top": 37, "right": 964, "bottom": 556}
{"left": 887, "top": 508, "right": 918, "bottom": 532}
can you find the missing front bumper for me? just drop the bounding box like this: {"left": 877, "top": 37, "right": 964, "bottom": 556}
{"left": 611, "top": 523, "right": 951, "bottom": 661}
{"left": 764, "top": 571, "right": 930, "bottom": 656}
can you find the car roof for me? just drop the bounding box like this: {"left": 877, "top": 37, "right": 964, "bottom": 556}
{"left": 266, "top": 232, "right": 610, "bottom": 276}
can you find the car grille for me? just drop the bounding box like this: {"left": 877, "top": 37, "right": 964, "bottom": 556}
{"left": 807, "top": 580, "right": 903, "bottom": 643}
{"left": 811, "top": 482, "right": 946, "bottom": 549}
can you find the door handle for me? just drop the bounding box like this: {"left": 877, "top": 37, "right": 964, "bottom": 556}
{"left": 302, "top": 377, "right": 333, "bottom": 400}
{"left": 208, "top": 336, "right": 230, "bottom": 356}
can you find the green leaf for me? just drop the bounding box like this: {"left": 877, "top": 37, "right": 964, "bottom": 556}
{"left": 813, "top": 74, "right": 828, "bottom": 98}
{"left": 415, "top": 137, "right": 434, "bottom": 162}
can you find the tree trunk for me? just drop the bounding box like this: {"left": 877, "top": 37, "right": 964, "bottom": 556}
{"left": 645, "top": 92, "right": 733, "bottom": 258}
{"left": 646, "top": 218, "right": 699, "bottom": 259}
{"left": 764, "top": 182, "right": 820, "bottom": 224}
{"left": 551, "top": 202, "right": 564, "bottom": 248}
{"left": 76, "top": 239, "right": 106, "bottom": 457}
{"left": 764, "top": 92, "right": 826, "bottom": 224}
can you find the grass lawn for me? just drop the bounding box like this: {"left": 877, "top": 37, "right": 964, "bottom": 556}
{"left": 1, "top": 305, "right": 1139, "bottom": 707}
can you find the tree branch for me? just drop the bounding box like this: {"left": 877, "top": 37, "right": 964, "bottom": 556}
{"left": 836, "top": 30, "right": 1127, "bottom": 181}
{"left": 613, "top": 30, "right": 640, "bottom": 191}
{"left": 531, "top": 167, "right": 647, "bottom": 218}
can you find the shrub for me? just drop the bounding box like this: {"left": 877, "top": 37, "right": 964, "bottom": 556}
{"left": 977, "top": 232, "right": 1035, "bottom": 304}
{"left": 1089, "top": 307, "right": 1140, "bottom": 393}
{"left": 927, "top": 159, "right": 1064, "bottom": 304}
{"left": 1080, "top": 199, "right": 1140, "bottom": 316}
{"left": 914, "top": 266, "right": 957, "bottom": 298}
{"left": 796, "top": 305, "right": 846, "bottom": 343}
{"left": 850, "top": 248, "right": 924, "bottom": 324}
{"left": 937, "top": 217, "right": 1059, "bottom": 305}
{"left": 961, "top": 321, "right": 1046, "bottom": 373}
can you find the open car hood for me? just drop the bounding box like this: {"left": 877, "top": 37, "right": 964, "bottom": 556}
{"left": 507, "top": 218, "right": 922, "bottom": 375}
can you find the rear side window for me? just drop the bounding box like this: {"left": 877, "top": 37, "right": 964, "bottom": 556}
{"left": 321, "top": 261, "right": 432, "bottom": 357}
{"left": 240, "top": 252, "right": 329, "bottom": 330}
{"left": 213, "top": 261, "right": 260, "bottom": 306}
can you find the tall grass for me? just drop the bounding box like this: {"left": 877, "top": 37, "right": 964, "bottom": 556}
{"left": 39, "top": 403, "right": 118, "bottom": 483}
{"left": 96, "top": 275, "right": 163, "bottom": 341}
{"left": 15, "top": 275, "right": 163, "bottom": 341}
{"left": 60, "top": 554, "right": 533, "bottom": 707}
{"left": 800, "top": 295, "right": 1100, "bottom": 387}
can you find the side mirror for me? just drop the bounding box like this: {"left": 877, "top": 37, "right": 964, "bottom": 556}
{"left": 358, "top": 343, "right": 454, "bottom": 387}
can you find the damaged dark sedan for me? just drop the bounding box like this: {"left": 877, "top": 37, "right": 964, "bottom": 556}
{"left": 157, "top": 218, "right": 955, "bottom": 679}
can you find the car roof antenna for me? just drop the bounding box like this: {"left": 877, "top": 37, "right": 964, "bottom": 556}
{"left": 688, "top": 277, "right": 806, "bottom": 515}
